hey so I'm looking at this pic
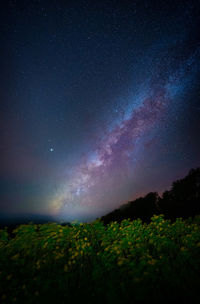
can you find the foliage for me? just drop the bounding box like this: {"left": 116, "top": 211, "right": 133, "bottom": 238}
{"left": 0, "top": 215, "right": 200, "bottom": 303}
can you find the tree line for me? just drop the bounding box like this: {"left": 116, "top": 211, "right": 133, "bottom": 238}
{"left": 100, "top": 167, "right": 200, "bottom": 224}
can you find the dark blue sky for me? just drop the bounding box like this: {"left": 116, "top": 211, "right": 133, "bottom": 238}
{"left": 1, "top": 0, "right": 200, "bottom": 222}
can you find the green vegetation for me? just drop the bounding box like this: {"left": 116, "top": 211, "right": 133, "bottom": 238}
{"left": 0, "top": 215, "right": 200, "bottom": 303}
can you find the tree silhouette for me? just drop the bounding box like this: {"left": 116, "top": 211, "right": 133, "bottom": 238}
{"left": 101, "top": 167, "right": 200, "bottom": 224}
{"left": 158, "top": 168, "right": 200, "bottom": 219}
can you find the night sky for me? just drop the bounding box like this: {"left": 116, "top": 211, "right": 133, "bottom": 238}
{"left": 1, "top": 0, "right": 200, "bottom": 222}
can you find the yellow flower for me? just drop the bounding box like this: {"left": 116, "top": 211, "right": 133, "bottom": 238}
{"left": 117, "top": 259, "right": 123, "bottom": 266}
{"left": 148, "top": 259, "right": 156, "bottom": 265}
{"left": 64, "top": 265, "right": 68, "bottom": 272}
{"left": 36, "top": 260, "right": 40, "bottom": 269}
{"left": 12, "top": 254, "right": 19, "bottom": 260}
{"left": 84, "top": 237, "right": 87, "bottom": 241}
{"left": 6, "top": 274, "right": 12, "bottom": 280}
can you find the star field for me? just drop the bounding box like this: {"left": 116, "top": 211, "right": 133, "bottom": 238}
{"left": 1, "top": 0, "right": 200, "bottom": 222}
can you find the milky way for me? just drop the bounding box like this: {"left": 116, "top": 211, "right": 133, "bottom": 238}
{"left": 52, "top": 44, "right": 200, "bottom": 221}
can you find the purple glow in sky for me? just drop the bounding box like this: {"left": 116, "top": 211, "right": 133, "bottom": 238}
{"left": 51, "top": 48, "right": 200, "bottom": 221}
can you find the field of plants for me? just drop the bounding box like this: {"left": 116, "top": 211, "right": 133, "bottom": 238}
{"left": 0, "top": 215, "right": 200, "bottom": 303}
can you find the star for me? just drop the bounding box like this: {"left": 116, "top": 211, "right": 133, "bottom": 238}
{"left": 50, "top": 148, "right": 54, "bottom": 152}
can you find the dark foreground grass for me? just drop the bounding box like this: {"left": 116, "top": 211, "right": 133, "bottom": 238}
{"left": 0, "top": 215, "right": 200, "bottom": 304}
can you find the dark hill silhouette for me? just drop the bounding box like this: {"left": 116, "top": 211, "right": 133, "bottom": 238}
{"left": 100, "top": 167, "right": 200, "bottom": 224}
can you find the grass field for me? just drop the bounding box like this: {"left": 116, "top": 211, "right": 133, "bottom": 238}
{"left": 0, "top": 215, "right": 200, "bottom": 303}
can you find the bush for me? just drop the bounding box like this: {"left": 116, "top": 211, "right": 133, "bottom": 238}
{"left": 0, "top": 215, "right": 200, "bottom": 303}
